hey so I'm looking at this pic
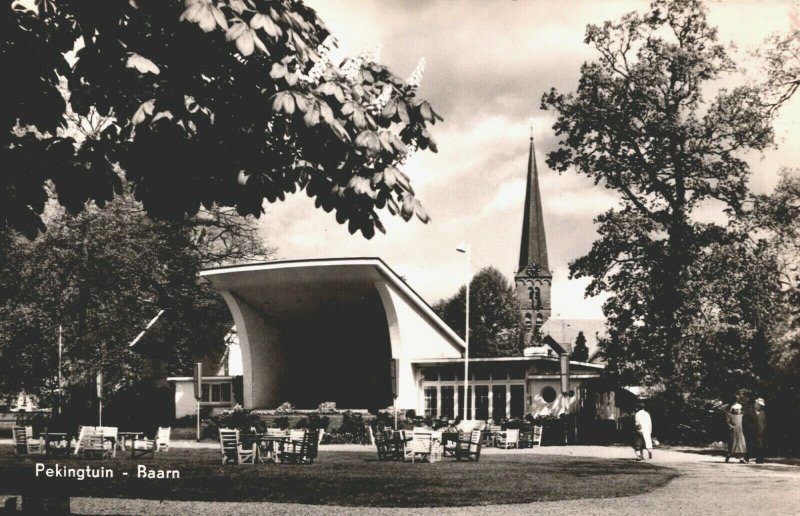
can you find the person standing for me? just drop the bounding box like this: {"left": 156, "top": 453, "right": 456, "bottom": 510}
{"left": 725, "top": 403, "right": 747, "bottom": 463}
{"left": 744, "top": 398, "right": 767, "bottom": 464}
{"left": 633, "top": 401, "right": 653, "bottom": 460}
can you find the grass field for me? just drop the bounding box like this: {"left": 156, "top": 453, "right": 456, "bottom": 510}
{"left": 0, "top": 447, "right": 678, "bottom": 507}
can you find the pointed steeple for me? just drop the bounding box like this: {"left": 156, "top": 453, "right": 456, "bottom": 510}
{"left": 517, "top": 134, "right": 549, "bottom": 274}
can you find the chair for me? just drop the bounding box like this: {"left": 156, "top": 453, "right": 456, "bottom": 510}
{"left": 375, "top": 431, "right": 393, "bottom": 460}
{"left": 73, "top": 426, "right": 94, "bottom": 456}
{"left": 532, "top": 425, "right": 543, "bottom": 447}
{"left": 454, "top": 429, "right": 482, "bottom": 462}
{"left": 12, "top": 426, "right": 42, "bottom": 455}
{"left": 219, "top": 428, "right": 255, "bottom": 465}
{"left": 487, "top": 424, "right": 502, "bottom": 447}
{"left": 101, "top": 427, "right": 118, "bottom": 458}
{"left": 82, "top": 429, "right": 111, "bottom": 460}
{"left": 406, "top": 430, "right": 434, "bottom": 463}
{"left": 497, "top": 428, "right": 520, "bottom": 449}
{"left": 281, "top": 430, "right": 314, "bottom": 464}
{"left": 441, "top": 432, "right": 459, "bottom": 457}
{"left": 519, "top": 425, "right": 543, "bottom": 448}
{"left": 131, "top": 427, "right": 171, "bottom": 458}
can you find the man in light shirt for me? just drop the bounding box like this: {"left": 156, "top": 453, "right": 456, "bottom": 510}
{"left": 633, "top": 400, "right": 653, "bottom": 460}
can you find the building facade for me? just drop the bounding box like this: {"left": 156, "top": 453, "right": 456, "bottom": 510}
{"left": 193, "top": 137, "right": 605, "bottom": 423}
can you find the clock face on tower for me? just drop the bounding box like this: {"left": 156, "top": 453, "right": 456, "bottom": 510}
{"left": 526, "top": 263, "right": 542, "bottom": 277}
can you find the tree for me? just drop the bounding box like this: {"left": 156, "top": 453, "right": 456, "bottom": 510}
{"left": 433, "top": 267, "right": 522, "bottom": 358}
{"left": 0, "top": 192, "right": 273, "bottom": 409}
{"left": 2, "top": 0, "right": 441, "bottom": 239}
{"left": 571, "top": 331, "right": 589, "bottom": 362}
{"left": 541, "top": 0, "right": 779, "bottom": 390}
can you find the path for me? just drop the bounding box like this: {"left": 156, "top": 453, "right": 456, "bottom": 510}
{"left": 67, "top": 445, "right": 800, "bottom": 515}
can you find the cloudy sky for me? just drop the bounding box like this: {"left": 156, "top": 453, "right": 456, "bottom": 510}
{"left": 258, "top": 0, "right": 800, "bottom": 318}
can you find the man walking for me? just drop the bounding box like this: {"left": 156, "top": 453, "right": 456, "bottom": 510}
{"left": 745, "top": 398, "right": 767, "bottom": 464}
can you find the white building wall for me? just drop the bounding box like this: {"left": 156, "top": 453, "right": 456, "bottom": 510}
{"left": 174, "top": 381, "right": 196, "bottom": 419}
{"left": 374, "top": 281, "right": 462, "bottom": 410}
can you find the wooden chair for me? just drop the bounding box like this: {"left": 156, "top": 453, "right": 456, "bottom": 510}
{"left": 406, "top": 430, "right": 435, "bottom": 463}
{"left": 532, "top": 425, "right": 543, "bottom": 447}
{"left": 219, "top": 428, "right": 253, "bottom": 465}
{"left": 131, "top": 427, "right": 171, "bottom": 458}
{"left": 455, "top": 429, "right": 482, "bottom": 462}
{"left": 441, "top": 432, "right": 459, "bottom": 457}
{"left": 101, "top": 427, "right": 118, "bottom": 458}
{"left": 375, "top": 431, "right": 392, "bottom": 460}
{"left": 12, "top": 426, "right": 43, "bottom": 455}
{"left": 487, "top": 424, "right": 502, "bottom": 447}
{"left": 82, "top": 429, "right": 111, "bottom": 460}
{"left": 497, "top": 428, "right": 520, "bottom": 449}
{"left": 281, "top": 430, "right": 314, "bottom": 464}
{"left": 73, "top": 426, "right": 93, "bottom": 456}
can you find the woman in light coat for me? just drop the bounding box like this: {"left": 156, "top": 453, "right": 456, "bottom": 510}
{"left": 633, "top": 401, "right": 653, "bottom": 460}
{"left": 725, "top": 403, "right": 747, "bottom": 463}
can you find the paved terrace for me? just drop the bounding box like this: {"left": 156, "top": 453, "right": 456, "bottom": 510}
{"left": 58, "top": 443, "right": 800, "bottom": 516}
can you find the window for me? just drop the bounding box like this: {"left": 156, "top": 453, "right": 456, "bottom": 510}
{"left": 510, "top": 385, "right": 525, "bottom": 417}
{"left": 541, "top": 386, "right": 557, "bottom": 403}
{"left": 201, "top": 382, "right": 232, "bottom": 403}
{"left": 424, "top": 386, "right": 438, "bottom": 418}
{"left": 535, "top": 313, "right": 543, "bottom": 334}
{"left": 492, "top": 385, "right": 506, "bottom": 421}
{"left": 525, "top": 313, "right": 532, "bottom": 330}
{"left": 534, "top": 287, "right": 542, "bottom": 309}
{"left": 440, "top": 387, "right": 455, "bottom": 419}
{"left": 475, "top": 386, "right": 489, "bottom": 420}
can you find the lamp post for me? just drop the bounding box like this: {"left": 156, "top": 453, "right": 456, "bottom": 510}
{"left": 456, "top": 242, "right": 470, "bottom": 420}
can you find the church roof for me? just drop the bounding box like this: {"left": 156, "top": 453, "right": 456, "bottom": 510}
{"left": 518, "top": 137, "right": 549, "bottom": 273}
{"left": 541, "top": 319, "right": 607, "bottom": 362}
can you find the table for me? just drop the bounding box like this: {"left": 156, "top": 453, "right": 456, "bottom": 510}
{"left": 252, "top": 434, "right": 290, "bottom": 463}
{"left": 117, "top": 432, "right": 144, "bottom": 451}
{"left": 43, "top": 432, "right": 71, "bottom": 457}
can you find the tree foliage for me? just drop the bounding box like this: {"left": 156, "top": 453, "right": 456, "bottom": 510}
{"left": 2, "top": 0, "right": 441, "bottom": 239}
{"left": 571, "top": 331, "right": 589, "bottom": 362}
{"left": 433, "top": 266, "right": 522, "bottom": 358}
{"left": 0, "top": 192, "right": 273, "bottom": 404}
{"left": 542, "top": 0, "right": 782, "bottom": 392}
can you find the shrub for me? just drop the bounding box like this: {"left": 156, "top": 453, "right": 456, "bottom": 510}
{"left": 274, "top": 402, "right": 294, "bottom": 414}
{"left": 307, "top": 413, "right": 330, "bottom": 430}
{"left": 317, "top": 401, "right": 337, "bottom": 414}
{"left": 274, "top": 416, "right": 290, "bottom": 429}
{"left": 208, "top": 406, "right": 265, "bottom": 435}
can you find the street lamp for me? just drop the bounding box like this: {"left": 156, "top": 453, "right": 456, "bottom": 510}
{"left": 456, "top": 242, "right": 470, "bottom": 420}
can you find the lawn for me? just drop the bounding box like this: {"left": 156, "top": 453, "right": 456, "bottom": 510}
{"left": 0, "top": 447, "right": 678, "bottom": 507}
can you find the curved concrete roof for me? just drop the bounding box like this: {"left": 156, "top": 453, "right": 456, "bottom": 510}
{"left": 199, "top": 257, "right": 465, "bottom": 352}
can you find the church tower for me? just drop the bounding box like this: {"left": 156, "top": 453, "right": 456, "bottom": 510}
{"left": 515, "top": 134, "right": 552, "bottom": 346}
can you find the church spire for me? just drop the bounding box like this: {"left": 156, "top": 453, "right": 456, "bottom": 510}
{"left": 517, "top": 133, "right": 549, "bottom": 274}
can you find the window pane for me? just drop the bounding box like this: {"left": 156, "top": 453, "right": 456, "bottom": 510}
{"left": 492, "top": 385, "right": 507, "bottom": 421}
{"left": 422, "top": 368, "right": 438, "bottom": 381}
{"left": 440, "top": 387, "right": 455, "bottom": 420}
{"left": 221, "top": 383, "right": 232, "bottom": 402}
{"left": 201, "top": 384, "right": 210, "bottom": 402}
{"left": 211, "top": 384, "right": 221, "bottom": 402}
{"left": 475, "top": 386, "right": 489, "bottom": 420}
{"left": 511, "top": 385, "right": 524, "bottom": 418}
{"left": 424, "top": 387, "right": 438, "bottom": 418}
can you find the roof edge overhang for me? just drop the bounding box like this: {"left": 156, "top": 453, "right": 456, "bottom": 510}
{"left": 412, "top": 356, "right": 605, "bottom": 370}
{"left": 199, "top": 257, "right": 465, "bottom": 353}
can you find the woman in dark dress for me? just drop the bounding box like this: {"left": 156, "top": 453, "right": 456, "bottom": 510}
{"left": 725, "top": 403, "right": 747, "bottom": 463}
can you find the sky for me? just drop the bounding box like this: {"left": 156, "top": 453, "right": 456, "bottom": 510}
{"left": 257, "top": 0, "right": 800, "bottom": 319}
